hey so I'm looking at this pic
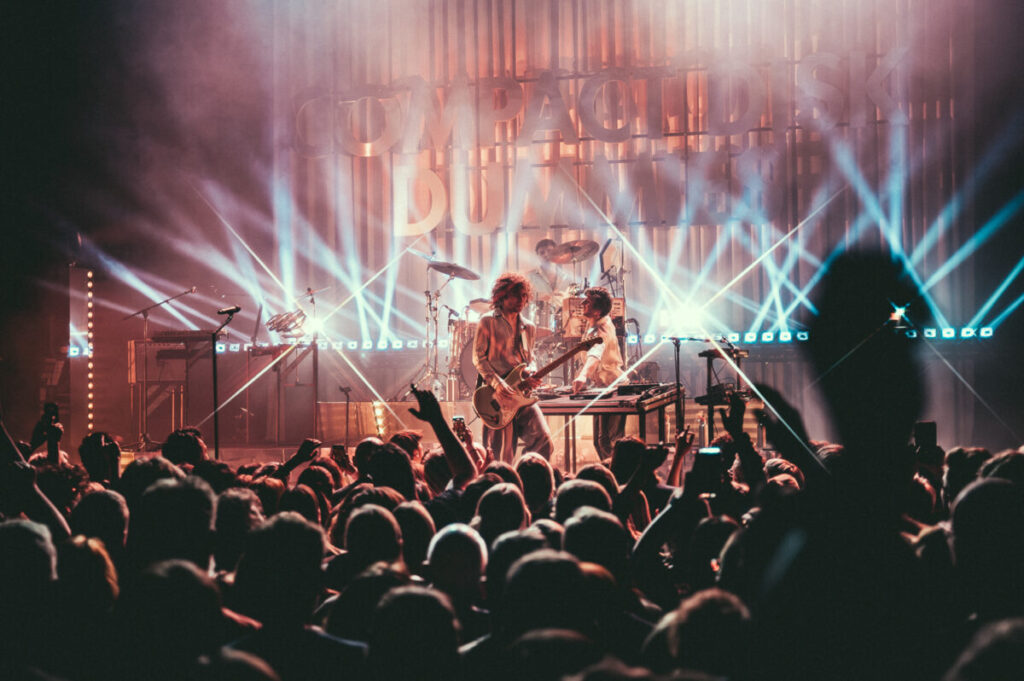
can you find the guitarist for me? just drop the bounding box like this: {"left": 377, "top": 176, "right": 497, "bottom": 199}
{"left": 472, "top": 272, "right": 554, "bottom": 463}
{"left": 571, "top": 286, "right": 626, "bottom": 460}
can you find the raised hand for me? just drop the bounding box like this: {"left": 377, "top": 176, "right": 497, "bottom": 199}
{"left": 408, "top": 384, "right": 444, "bottom": 423}
{"left": 752, "top": 384, "right": 810, "bottom": 459}
{"left": 675, "top": 425, "right": 696, "bottom": 455}
{"left": 719, "top": 391, "right": 747, "bottom": 439}
{"left": 294, "top": 438, "right": 322, "bottom": 463}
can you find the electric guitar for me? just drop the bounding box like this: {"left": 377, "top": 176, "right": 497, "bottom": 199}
{"left": 473, "top": 335, "right": 602, "bottom": 430}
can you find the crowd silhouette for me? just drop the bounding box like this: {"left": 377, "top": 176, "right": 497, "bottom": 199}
{"left": 2, "top": 252, "right": 1022, "bottom": 681}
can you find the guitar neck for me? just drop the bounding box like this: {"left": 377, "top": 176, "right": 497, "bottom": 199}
{"left": 532, "top": 342, "right": 591, "bottom": 381}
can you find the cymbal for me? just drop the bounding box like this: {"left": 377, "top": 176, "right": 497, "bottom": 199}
{"left": 468, "top": 298, "right": 491, "bottom": 313}
{"left": 428, "top": 260, "right": 480, "bottom": 280}
{"left": 549, "top": 239, "right": 599, "bottom": 264}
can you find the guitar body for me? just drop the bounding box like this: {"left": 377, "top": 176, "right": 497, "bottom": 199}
{"left": 472, "top": 335, "right": 603, "bottom": 430}
{"left": 473, "top": 364, "right": 538, "bottom": 430}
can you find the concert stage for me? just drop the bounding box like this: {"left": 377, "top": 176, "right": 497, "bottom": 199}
{"left": 3, "top": 0, "right": 1021, "bottom": 455}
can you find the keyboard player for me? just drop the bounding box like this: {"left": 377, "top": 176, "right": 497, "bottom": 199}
{"left": 571, "top": 286, "right": 625, "bottom": 461}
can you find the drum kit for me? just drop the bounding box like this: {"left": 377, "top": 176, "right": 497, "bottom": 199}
{"left": 409, "top": 239, "right": 605, "bottom": 400}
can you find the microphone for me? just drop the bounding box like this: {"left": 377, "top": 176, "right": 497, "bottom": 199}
{"left": 442, "top": 304, "right": 459, "bottom": 317}
{"left": 189, "top": 286, "right": 197, "bottom": 294}
{"left": 217, "top": 305, "right": 241, "bottom": 315}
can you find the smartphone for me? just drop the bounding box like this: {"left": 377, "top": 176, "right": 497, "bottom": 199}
{"left": 697, "top": 446, "right": 722, "bottom": 460}
{"left": 691, "top": 447, "right": 723, "bottom": 491}
{"left": 43, "top": 402, "right": 59, "bottom": 424}
{"left": 913, "top": 421, "right": 937, "bottom": 449}
{"left": 452, "top": 415, "right": 466, "bottom": 427}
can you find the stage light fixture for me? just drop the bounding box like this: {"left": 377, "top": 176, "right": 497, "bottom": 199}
{"left": 69, "top": 347, "right": 80, "bottom": 357}
{"left": 333, "top": 342, "right": 344, "bottom": 350}
{"left": 348, "top": 341, "right": 359, "bottom": 350}
{"left": 980, "top": 327, "right": 994, "bottom": 338}
{"left": 215, "top": 343, "right": 227, "bottom": 353}
{"left": 905, "top": 330, "right": 918, "bottom": 338}
{"left": 924, "top": 328, "right": 937, "bottom": 338}
{"left": 644, "top": 334, "right": 656, "bottom": 344}
{"left": 942, "top": 328, "right": 956, "bottom": 339}
{"left": 796, "top": 331, "right": 810, "bottom": 341}
{"left": 392, "top": 340, "right": 404, "bottom": 350}
{"left": 960, "top": 327, "right": 976, "bottom": 338}
{"left": 744, "top": 332, "right": 758, "bottom": 343}
{"left": 229, "top": 343, "right": 241, "bottom": 352}
{"left": 362, "top": 340, "right": 373, "bottom": 350}
{"left": 761, "top": 331, "right": 775, "bottom": 343}
{"left": 407, "top": 340, "right": 419, "bottom": 349}
{"left": 727, "top": 333, "right": 741, "bottom": 343}
{"left": 438, "top": 339, "right": 449, "bottom": 349}
{"left": 377, "top": 340, "right": 388, "bottom": 350}
{"left": 627, "top": 334, "right": 639, "bottom": 344}
{"left": 779, "top": 331, "right": 793, "bottom": 342}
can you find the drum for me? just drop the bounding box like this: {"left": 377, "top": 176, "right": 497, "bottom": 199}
{"left": 528, "top": 299, "right": 558, "bottom": 337}
{"left": 449, "top": 320, "right": 476, "bottom": 350}
{"left": 458, "top": 341, "right": 479, "bottom": 396}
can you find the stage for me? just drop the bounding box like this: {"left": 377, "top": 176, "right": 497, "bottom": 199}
{"left": 2, "top": 0, "right": 1022, "bottom": 455}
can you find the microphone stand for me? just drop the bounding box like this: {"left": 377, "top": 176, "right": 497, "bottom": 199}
{"left": 211, "top": 311, "right": 236, "bottom": 460}
{"left": 122, "top": 287, "right": 196, "bottom": 448}
{"left": 669, "top": 337, "right": 684, "bottom": 431}
{"left": 339, "top": 386, "right": 352, "bottom": 446}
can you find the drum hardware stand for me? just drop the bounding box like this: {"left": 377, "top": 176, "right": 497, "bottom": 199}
{"left": 407, "top": 273, "right": 456, "bottom": 399}
{"left": 122, "top": 286, "right": 197, "bottom": 450}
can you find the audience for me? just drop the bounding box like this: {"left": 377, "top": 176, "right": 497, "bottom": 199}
{"left": 2, "top": 251, "right": 1022, "bottom": 681}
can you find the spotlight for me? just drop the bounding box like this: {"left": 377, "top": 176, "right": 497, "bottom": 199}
{"left": 796, "top": 331, "right": 810, "bottom": 341}
{"left": 779, "top": 331, "right": 792, "bottom": 342}
{"left": 407, "top": 340, "right": 419, "bottom": 349}
{"left": 744, "top": 332, "right": 758, "bottom": 343}
{"left": 438, "top": 339, "right": 449, "bottom": 349}
{"left": 362, "top": 340, "right": 373, "bottom": 350}
{"left": 69, "top": 347, "right": 80, "bottom": 357}
{"left": 391, "top": 340, "right": 404, "bottom": 350}
{"left": 644, "top": 334, "right": 656, "bottom": 344}
{"left": 229, "top": 343, "right": 241, "bottom": 352}
{"left": 86, "top": 270, "right": 94, "bottom": 279}
{"left": 348, "top": 341, "right": 359, "bottom": 350}
{"left": 215, "top": 343, "right": 227, "bottom": 353}
{"left": 923, "top": 328, "right": 937, "bottom": 338}
{"left": 941, "top": 328, "right": 955, "bottom": 339}
{"left": 627, "top": 334, "right": 639, "bottom": 345}
{"left": 960, "top": 327, "right": 976, "bottom": 338}
{"left": 727, "top": 333, "right": 741, "bottom": 343}
{"left": 377, "top": 340, "right": 388, "bottom": 350}
{"left": 980, "top": 327, "right": 994, "bottom": 338}
{"left": 905, "top": 330, "right": 918, "bottom": 338}
{"left": 761, "top": 331, "right": 775, "bottom": 343}
{"left": 333, "top": 342, "right": 344, "bottom": 350}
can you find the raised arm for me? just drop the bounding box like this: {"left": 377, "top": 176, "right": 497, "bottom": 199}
{"left": 0, "top": 417, "right": 70, "bottom": 539}
{"left": 408, "top": 385, "right": 476, "bottom": 489}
